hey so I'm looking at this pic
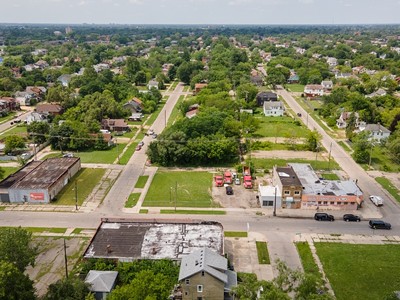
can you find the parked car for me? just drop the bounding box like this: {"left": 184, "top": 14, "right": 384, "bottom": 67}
{"left": 343, "top": 214, "right": 361, "bottom": 222}
{"left": 62, "top": 153, "right": 74, "bottom": 158}
{"left": 14, "top": 119, "right": 21, "bottom": 123}
{"left": 148, "top": 129, "right": 154, "bottom": 135}
{"left": 135, "top": 145, "right": 142, "bottom": 151}
{"left": 138, "top": 141, "right": 144, "bottom": 147}
{"left": 225, "top": 186, "right": 233, "bottom": 195}
{"left": 151, "top": 133, "right": 158, "bottom": 139}
{"left": 234, "top": 177, "right": 240, "bottom": 185}
{"left": 314, "top": 213, "right": 334, "bottom": 221}
{"left": 369, "top": 220, "right": 391, "bottom": 230}
{"left": 369, "top": 195, "right": 383, "bottom": 206}
{"left": 20, "top": 152, "right": 33, "bottom": 160}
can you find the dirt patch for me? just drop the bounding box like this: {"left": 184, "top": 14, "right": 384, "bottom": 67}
{"left": 26, "top": 237, "right": 90, "bottom": 297}
{"left": 212, "top": 182, "right": 259, "bottom": 209}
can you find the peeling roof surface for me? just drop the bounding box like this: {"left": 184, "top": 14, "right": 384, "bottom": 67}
{"left": 84, "top": 220, "right": 224, "bottom": 261}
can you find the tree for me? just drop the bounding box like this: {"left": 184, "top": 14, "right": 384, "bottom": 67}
{"left": 0, "top": 261, "right": 36, "bottom": 300}
{"left": 134, "top": 70, "right": 147, "bottom": 86}
{"left": 4, "top": 135, "right": 25, "bottom": 155}
{"left": 352, "top": 131, "right": 372, "bottom": 164}
{"left": 43, "top": 277, "right": 91, "bottom": 300}
{"left": 306, "top": 131, "right": 321, "bottom": 152}
{"left": 27, "top": 121, "right": 50, "bottom": 144}
{"left": 387, "top": 136, "right": 400, "bottom": 164}
{"left": 0, "top": 227, "right": 38, "bottom": 272}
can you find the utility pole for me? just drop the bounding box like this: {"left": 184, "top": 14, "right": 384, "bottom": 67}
{"left": 273, "top": 186, "right": 277, "bottom": 216}
{"left": 64, "top": 238, "right": 68, "bottom": 279}
{"left": 74, "top": 180, "right": 78, "bottom": 210}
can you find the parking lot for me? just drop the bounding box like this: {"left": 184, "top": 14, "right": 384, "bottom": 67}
{"left": 212, "top": 180, "right": 260, "bottom": 209}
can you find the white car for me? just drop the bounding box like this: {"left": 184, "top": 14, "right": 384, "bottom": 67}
{"left": 369, "top": 195, "right": 383, "bottom": 207}
{"left": 234, "top": 178, "right": 240, "bottom": 185}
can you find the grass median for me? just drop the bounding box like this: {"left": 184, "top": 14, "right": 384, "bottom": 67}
{"left": 160, "top": 209, "right": 225, "bottom": 215}
{"left": 375, "top": 177, "right": 400, "bottom": 203}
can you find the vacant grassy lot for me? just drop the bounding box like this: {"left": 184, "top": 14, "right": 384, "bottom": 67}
{"left": 125, "top": 193, "right": 141, "bottom": 208}
{"left": 253, "top": 116, "right": 310, "bottom": 138}
{"left": 160, "top": 209, "right": 225, "bottom": 215}
{"left": 54, "top": 168, "right": 106, "bottom": 205}
{"left": 1, "top": 166, "right": 19, "bottom": 178}
{"left": 250, "top": 157, "right": 340, "bottom": 171}
{"left": 135, "top": 176, "right": 149, "bottom": 188}
{"left": 375, "top": 177, "right": 400, "bottom": 203}
{"left": 286, "top": 84, "right": 305, "bottom": 93}
{"left": 361, "top": 146, "right": 400, "bottom": 172}
{"left": 74, "top": 143, "right": 127, "bottom": 164}
{"left": 0, "top": 125, "right": 28, "bottom": 139}
{"left": 143, "top": 170, "right": 216, "bottom": 207}
{"left": 316, "top": 243, "right": 400, "bottom": 300}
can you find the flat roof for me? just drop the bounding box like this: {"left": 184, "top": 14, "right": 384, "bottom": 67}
{"left": 275, "top": 166, "right": 302, "bottom": 186}
{"left": 83, "top": 219, "right": 224, "bottom": 261}
{"left": 0, "top": 161, "right": 42, "bottom": 189}
{"left": 289, "top": 163, "right": 362, "bottom": 196}
{"left": 10, "top": 157, "right": 80, "bottom": 190}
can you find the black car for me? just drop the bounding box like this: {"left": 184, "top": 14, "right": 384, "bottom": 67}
{"left": 314, "top": 213, "right": 334, "bottom": 221}
{"left": 343, "top": 214, "right": 361, "bottom": 222}
{"left": 225, "top": 186, "right": 233, "bottom": 195}
{"left": 369, "top": 220, "right": 391, "bottom": 230}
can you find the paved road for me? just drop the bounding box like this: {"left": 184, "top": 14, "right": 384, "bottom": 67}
{"left": 98, "top": 83, "right": 185, "bottom": 214}
{"left": 276, "top": 86, "right": 400, "bottom": 228}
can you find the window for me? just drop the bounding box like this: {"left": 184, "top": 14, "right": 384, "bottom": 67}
{"left": 294, "top": 191, "right": 300, "bottom": 195}
{"left": 197, "top": 285, "right": 203, "bottom": 293}
{"left": 284, "top": 190, "right": 290, "bottom": 195}
{"left": 185, "top": 279, "right": 190, "bottom": 285}
{"left": 201, "top": 271, "right": 205, "bottom": 277}
{"left": 263, "top": 201, "right": 273, "bottom": 206}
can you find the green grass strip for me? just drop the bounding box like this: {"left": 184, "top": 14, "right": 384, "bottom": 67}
{"left": 135, "top": 176, "right": 149, "bottom": 188}
{"left": 71, "top": 228, "right": 83, "bottom": 234}
{"left": 125, "top": 193, "right": 141, "bottom": 208}
{"left": 160, "top": 209, "right": 226, "bottom": 215}
{"left": 256, "top": 241, "right": 270, "bottom": 264}
{"left": 295, "top": 242, "right": 321, "bottom": 279}
{"left": 375, "top": 177, "right": 400, "bottom": 203}
{"left": 225, "top": 231, "right": 248, "bottom": 238}
{"left": 26, "top": 227, "right": 67, "bottom": 234}
{"left": 0, "top": 206, "right": 5, "bottom": 211}
{"left": 139, "top": 209, "right": 149, "bottom": 214}
{"left": 321, "top": 173, "right": 340, "bottom": 180}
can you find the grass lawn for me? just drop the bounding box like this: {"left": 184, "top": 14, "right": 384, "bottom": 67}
{"left": 160, "top": 209, "right": 225, "bottom": 215}
{"left": 135, "top": 176, "right": 149, "bottom": 188}
{"left": 125, "top": 193, "right": 141, "bottom": 208}
{"left": 1, "top": 166, "right": 19, "bottom": 178}
{"left": 250, "top": 158, "right": 340, "bottom": 171}
{"left": 361, "top": 146, "right": 400, "bottom": 172}
{"left": 143, "top": 170, "right": 216, "bottom": 207}
{"left": 256, "top": 241, "right": 270, "bottom": 264}
{"left": 375, "top": 177, "right": 400, "bottom": 203}
{"left": 338, "top": 141, "right": 352, "bottom": 152}
{"left": 295, "top": 242, "right": 321, "bottom": 279}
{"left": 0, "top": 125, "right": 28, "bottom": 139}
{"left": 286, "top": 84, "right": 305, "bottom": 93}
{"left": 253, "top": 116, "right": 310, "bottom": 138}
{"left": 54, "top": 168, "right": 106, "bottom": 205}
{"left": 251, "top": 141, "right": 308, "bottom": 151}
{"left": 118, "top": 127, "right": 137, "bottom": 138}
{"left": 119, "top": 143, "right": 137, "bottom": 165}
{"left": 316, "top": 243, "right": 400, "bottom": 300}
{"left": 225, "top": 231, "right": 248, "bottom": 238}
{"left": 74, "top": 145, "right": 124, "bottom": 164}
{"left": 167, "top": 95, "right": 185, "bottom": 126}
{"left": 139, "top": 209, "right": 148, "bottom": 214}
{"left": 321, "top": 173, "right": 340, "bottom": 180}
{"left": 170, "top": 81, "right": 178, "bottom": 90}
{"left": 0, "top": 206, "right": 5, "bottom": 211}
{"left": 0, "top": 112, "right": 17, "bottom": 124}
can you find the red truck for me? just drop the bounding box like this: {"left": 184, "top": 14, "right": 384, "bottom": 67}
{"left": 214, "top": 175, "right": 224, "bottom": 187}
{"left": 224, "top": 171, "right": 232, "bottom": 184}
{"left": 243, "top": 166, "right": 253, "bottom": 189}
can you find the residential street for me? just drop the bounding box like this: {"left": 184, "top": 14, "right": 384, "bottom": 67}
{"left": 277, "top": 86, "right": 400, "bottom": 228}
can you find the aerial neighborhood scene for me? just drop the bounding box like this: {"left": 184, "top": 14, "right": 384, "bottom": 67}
{"left": 1, "top": 0, "right": 400, "bottom": 299}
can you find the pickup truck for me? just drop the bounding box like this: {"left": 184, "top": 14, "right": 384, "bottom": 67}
{"left": 224, "top": 171, "right": 232, "bottom": 184}
{"left": 214, "top": 175, "right": 224, "bottom": 187}
{"left": 243, "top": 175, "right": 253, "bottom": 189}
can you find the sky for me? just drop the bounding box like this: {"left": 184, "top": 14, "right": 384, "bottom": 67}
{"left": 1, "top": 0, "right": 400, "bottom": 25}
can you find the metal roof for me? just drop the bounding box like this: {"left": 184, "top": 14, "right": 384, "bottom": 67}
{"left": 85, "top": 271, "right": 118, "bottom": 293}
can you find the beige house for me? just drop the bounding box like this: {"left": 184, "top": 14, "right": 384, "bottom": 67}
{"left": 178, "top": 248, "right": 237, "bottom": 300}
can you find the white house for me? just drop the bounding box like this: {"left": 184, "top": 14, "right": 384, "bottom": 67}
{"left": 326, "top": 57, "right": 338, "bottom": 67}
{"left": 360, "top": 124, "right": 391, "bottom": 141}
{"left": 304, "top": 85, "right": 324, "bottom": 97}
{"left": 365, "top": 88, "right": 387, "bottom": 98}
{"left": 336, "top": 112, "right": 366, "bottom": 129}
{"left": 147, "top": 79, "right": 159, "bottom": 90}
{"left": 263, "top": 101, "right": 285, "bottom": 117}
{"left": 321, "top": 80, "right": 333, "bottom": 91}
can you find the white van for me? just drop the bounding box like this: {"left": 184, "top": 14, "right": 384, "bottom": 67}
{"left": 369, "top": 195, "right": 383, "bottom": 206}
{"left": 100, "top": 129, "right": 110, "bottom": 134}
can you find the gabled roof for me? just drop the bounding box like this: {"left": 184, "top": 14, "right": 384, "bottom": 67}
{"left": 364, "top": 123, "right": 391, "bottom": 133}
{"left": 264, "top": 101, "right": 284, "bottom": 110}
{"left": 85, "top": 270, "right": 118, "bottom": 293}
{"left": 179, "top": 248, "right": 228, "bottom": 283}
{"left": 36, "top": 103, "right": 63, "bottom": 114}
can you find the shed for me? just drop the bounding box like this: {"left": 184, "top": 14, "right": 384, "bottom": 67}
{"left": 85, "top": 270, "right": 118, "bottom": 300}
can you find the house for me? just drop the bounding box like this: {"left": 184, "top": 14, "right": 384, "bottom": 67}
{"left": 26, "top": 112, "right": 47, "bottom": 125}
{"left": 287, "top": 74, "right": 300, "bottom": 84}
{"left": 93, "top": 63, "right": 110, "bottom": 73}
{"left": 0, "top": 97, "right": 19, "bottom": 112}
{"left": 304, "top": 85, "right": 324, "bottom": 97}
{"left": 272, "top": 166, "right": 302, "bottom": 209}
{"left": 36, "top": 103, "right": 63, "bottom": 116}
{"left": 193, "top": 83, "right": 208, "bottom": 95}
{"left": 250, "top": 74, "right": 263, "bottom": 86}
{"left": 326, "top": 57, "right": 338, "bottom": 68}
{"left": 289, "top": 163, "right": 363, "bottom": 210}
{"left": 85, "top": 270, "right": 118, "bottom": 300}
{"left": 360, "top": 124, "right": 391, "bottom": 141}
{"left": 147, "top": 79, "right": 159, "bottom": 90}
{"left": 57, "top": 74, "right": 73, "bottom": 87}
{"left": 34, "top": 60, "right": 49, "bottom": 70}
{"left": 365, "top": 88, "right": 387, "bottom": 98}
{"left": 101, "top": 119, "right": 130, "bottom": 133}
{"left": 123, "top": 97, "right": 143, "bottom": 113}
{"left": 127, "top": 113, "right": 144, "bottom": 121}
{"left": 352, "top": 66, "right": 365, "bottom": 74}
{"left": 263, "top": 101, "right": 285, "bottom": 117}
{"left": 336, "top": 112, "right": 365, "bottom": 129}
{"left": 321, "top": 80, "right": 333, "bottom": 91}
{"left": 178, "top": 248, "right": 237, "bottom": 300}
{"left": 90, "top": 133, "right": 115, "bottom": 147}
{"left": 186, "top": 108, "right": 199, "bottom": 119}
{"left": 256, "top": 91, "right": 277, "bottom": 106}
{"left": 335, "top": 72, "right": 352, "bottom": 79}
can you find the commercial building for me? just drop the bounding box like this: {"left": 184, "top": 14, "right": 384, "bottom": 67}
{"left": 84, "top": 219, "right": 224, "bottom": 262}
{"left": 0, "top": 157, "right": 81, "bottom": 203}
{"left": 272, "top": 165, "right": 303, "bottom": 209}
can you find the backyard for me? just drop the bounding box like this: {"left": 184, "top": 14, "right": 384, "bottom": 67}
{"left": 250, "top": 157, "right": 340, "bottom": 172}
{"left": 143, "top": 170, "right": 216, "bottom": 207}
{"left": 253, "top": 116, "right": 310, "bottom": 138}
{"left": 315, "top": 243, "right": 400, "bottom": 300}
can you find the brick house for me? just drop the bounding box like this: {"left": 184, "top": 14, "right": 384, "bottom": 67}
{"left": 101, "top": 119, "right": 130, "bottom": 133}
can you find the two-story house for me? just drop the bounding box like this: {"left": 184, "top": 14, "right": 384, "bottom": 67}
{"left": 256, "top": 91, "right": 277, "bottom": 106}
{"left": 359, "top": 123, "right": 391, "bottom": 141}
{"left": 178, "top": 248, "right": 237, "bottom": 300}
{"left": 304, "top": 85, "right": 324, "bottom": 97}
{"left": 336, "top": 112, "right": 366, "bottom": 129}
{"left": 263, "top": 101, "right": 285, "bottom": 117}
